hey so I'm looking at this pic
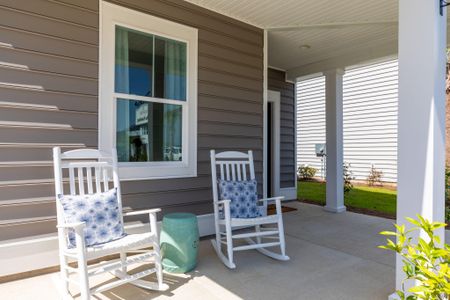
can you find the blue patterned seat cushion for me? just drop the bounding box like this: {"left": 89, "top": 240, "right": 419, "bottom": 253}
{"left": 218, "top": 179, "right": 263, "bottom": 218}
{"left": 58, "top": 188, "right": 125, "bottom": 248}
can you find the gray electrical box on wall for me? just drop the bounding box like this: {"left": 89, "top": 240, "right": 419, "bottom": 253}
{"left": 315, "top": 143, "right": 326, "bottom": 157}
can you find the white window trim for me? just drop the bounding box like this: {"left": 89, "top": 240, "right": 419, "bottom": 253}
{"left": 99, "top": 1, "right": 198, "bottom": 181}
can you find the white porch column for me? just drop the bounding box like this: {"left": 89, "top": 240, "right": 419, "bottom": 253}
{"left": 395, "top": 0, "right": 447, "bottom": 297}
{"left": 324, "top": 69, "right": 346, "bottom": 213}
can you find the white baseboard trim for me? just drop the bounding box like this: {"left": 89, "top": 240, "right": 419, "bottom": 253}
{"left": 278, "top": 187, "right": 297, "bottom": 200}
{"left": 0, "top": 234, "right": 59, "bottom": 277}
{"left": 197, "top": 213, "right": 215, "bottom": 236}
{"left": 0, "top": 213, "right": 216, "bottom": 277}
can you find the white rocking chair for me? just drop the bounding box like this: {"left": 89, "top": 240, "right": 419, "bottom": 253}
{"left": 53, "top": 147, "right": 168, "bottom": 300}
{"left": 210, "top": 150, "right": 289, "bottom": 269}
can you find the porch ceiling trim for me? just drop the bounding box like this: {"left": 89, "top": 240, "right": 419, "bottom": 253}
{"left": 286, "top": 41, "right": 398, "bottom": 80}
{"left": 266, "top": 20, "right": 398, "bottom": 31}
{"left": 185, "top": 0, "right": 450, "bottom": 78}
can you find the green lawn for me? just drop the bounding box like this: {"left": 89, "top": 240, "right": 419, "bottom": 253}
{"left": 297, "top": 181, "right": 397, "bottom": 216}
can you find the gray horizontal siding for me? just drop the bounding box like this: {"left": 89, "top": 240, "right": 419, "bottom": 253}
{"left": 296, "top": 59, "right": 398, "bottom": 182}
{"left": 0, "top": 0, "right": 100, "bottom": 241}
{"left": 268, "top": 68, "right": 296, "bottom": 188}
{"left": 0, "top": 0, "right": 263, "bottom": 242}
{"left": 0, "top": 106, "right": 98, "bottom": 129}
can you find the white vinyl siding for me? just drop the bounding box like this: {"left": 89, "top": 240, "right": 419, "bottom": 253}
{"left": 296, "top": 76, "right": 326, "bottom": 178}
{"left": 296, "top": 59, "right": 398, "bottom": 182}
{"left": 343, "top": 60, "right": 398, "bottom": 182}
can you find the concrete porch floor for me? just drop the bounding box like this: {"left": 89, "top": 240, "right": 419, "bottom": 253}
{"left": 1, "top": 202, "right": 402, "bottom": 300}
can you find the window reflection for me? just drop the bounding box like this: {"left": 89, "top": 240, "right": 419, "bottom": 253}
{"left": 115, "top": 26, "right": 154, "bottom": 97}
{"left": 116, "top": 99, "right": 182, "bottom": 162}
{"left": 115, "top": 26, "right": 186, "bottom": 100}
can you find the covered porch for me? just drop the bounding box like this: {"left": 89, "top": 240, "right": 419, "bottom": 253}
{"left": 186, "top": 1, "right": 449, "bottom": 297}
{"left": 0, "top": 0, "right": 448, "bottom": 298}
{"left": 1, "top": 202, "right": 400, "bottom": 299}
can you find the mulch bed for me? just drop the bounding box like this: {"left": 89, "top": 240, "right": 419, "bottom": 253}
{"left": 344, "top": 206, "right": 396, "bottom": 220}
{"left": 298, "top": 198, "right": 396, "bottom": 220}
{"left": 300, "top": 199, "right": 450, "bottom": 229}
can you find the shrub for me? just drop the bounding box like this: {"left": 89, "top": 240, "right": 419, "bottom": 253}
{"left": 367, "top": 164, "right": 383, "bottom": 186}
{"left": 297, "top": 165, "right": 317, "bottom": 181}
{"left": 343, "top": 162, "right": 354, "bottom": 194}
{"left": 446, "top": 207, "right": 450, "bottom": 225}
{"left": 445, "top": 166, "right": 450, "bottom": 201}
{"left": 379, "top": 216, "right": 450, "bottom": 300}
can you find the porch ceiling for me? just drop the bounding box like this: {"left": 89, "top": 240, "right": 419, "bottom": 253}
{"left": 185, "top": 0, "right": 449, "bottom": 79}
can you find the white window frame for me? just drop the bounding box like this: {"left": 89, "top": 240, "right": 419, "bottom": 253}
{"left": 99, "top": 1, "right": 198, "bottom": 180}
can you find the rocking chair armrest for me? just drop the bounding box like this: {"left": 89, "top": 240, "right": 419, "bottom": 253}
{"left": 216, "top": 199, "right": 231, "bottom": 206}
{"left": 123, "top": 209, "right": 160, "bottom": 236}
{"left": 259, "top": 196, "right": 284, "bottom": 215}
{"left": 258, "top": 196, "right": 285, "bottom": 203}
{"left": 57, "top": 222, "right": 86, "bottom": 231}
{"left": 123, "top": 208, "right": 161, "bottom": 217}
{"left": 58, "top": 222, "right": 87, "bottom": 250}
{"left": 215, "top": 200, "right": 231, "bottom": 210}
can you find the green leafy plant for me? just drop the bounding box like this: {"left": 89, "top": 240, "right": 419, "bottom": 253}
{"left": 379, "top": 216, "right": 450, "bottom": 300}
{"left": 297, "top": 165, "right": 317, "bottom": 181}
{"left": 367, "top": 164, "right": 383, "bottom": 187}
{"left": 343, "top": 162, "right": 354, "bottom": 194}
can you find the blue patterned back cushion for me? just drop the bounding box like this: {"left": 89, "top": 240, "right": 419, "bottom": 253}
{"left": 218, "top": 179, "right": 262, "bottom": 218}
{"left": 58, "top": 188, "right": 125, "bottom": 248}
